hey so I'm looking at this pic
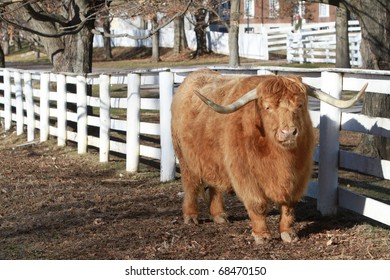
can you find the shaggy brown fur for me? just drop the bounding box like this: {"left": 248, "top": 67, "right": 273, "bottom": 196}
{"left": 171, "top": 69, "right": 314, "bottom": 244}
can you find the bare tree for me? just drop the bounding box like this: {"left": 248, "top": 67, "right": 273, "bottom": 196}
{"left": 229, "top": 0, "right": 240, "bottom": 67}
{"left": 0, "top": 0, "right": 193, "bottom": 72}
{"left": 188, "top": 0, "right": 240, "bottom": 65}
{"left": 0, "top": 41, "right": 3, "bottom": 98}
{"left": 150, "top": 15, "right": 160, "bottom": 62}
{"left": 99, "top": 0, "right": 194, "bottom": 62}
{"left": 99, "top": 6, "right": 113, "bottom": 61}
{"left": 192, "top": 7, "right": 209, "bottom": 57}
{"left": 0, "top": 42, "right": 4, "bottom": 67}
{"left": 173, "top": 15, "right": 187, "bottom": 54}
{"left": 0, "top": 0, "right": 107, "bottom": 73}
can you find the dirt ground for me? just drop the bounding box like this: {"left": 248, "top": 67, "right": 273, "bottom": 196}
{"left": 0, "top": 128, "right": 389, "bottom": 260}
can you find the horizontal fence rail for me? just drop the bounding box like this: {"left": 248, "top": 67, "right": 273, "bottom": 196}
{"left": 0, "top": 66, "right": 389, "bottom": 227}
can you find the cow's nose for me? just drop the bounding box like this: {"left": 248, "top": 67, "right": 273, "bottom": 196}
{"left": 279, "top": 127, "right": 298, "bottom": 141}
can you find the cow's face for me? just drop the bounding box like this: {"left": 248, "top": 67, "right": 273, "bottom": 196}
{"left": 257, "top": 77, "right": 308, "bottom": 149}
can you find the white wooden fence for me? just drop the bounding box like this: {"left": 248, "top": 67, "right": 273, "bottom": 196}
{"left": 287, "top": 21, "right": 362, "bottom": 65}
{"left": 0, "top": 66, "right": 389, "bottom": 227}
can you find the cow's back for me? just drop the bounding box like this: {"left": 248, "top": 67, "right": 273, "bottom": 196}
{"left": 171, "top": 70, "right": 250, "bottom": 188}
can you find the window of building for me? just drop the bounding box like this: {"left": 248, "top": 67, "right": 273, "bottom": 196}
{"left": 269, "top": 0, "right": 280, "bottom": 18}
{"left": 218, "top": 1, "right": 230, "bottom": 21}
{"left": 319, "top": 3, "right": 329, "bottom": 17}
{"left": 244, "top": 0, "right": 255, "bottom": 18}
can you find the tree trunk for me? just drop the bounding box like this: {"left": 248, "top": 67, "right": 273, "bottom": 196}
{"left": 173, "top": 17, "right": 181, "bottom": 54}
{"left": 103, "top": 16, "right": 113, "bottom": 60}
{"left": 173, "top": 16, "right": 188, "bottom": 54}
{"left": 0, "top": 44, "right": 4, "bottom": 68}
{"left": 151, "top": 17, "right": 160, "bottom": 62}
{"left": 335, "top": 2, "right": 350, "bottom": 68}
{"left": 355, "top": 93, "right": 390, "bottom": 159}
{"left": 14, "top": 35, "right": 22, "bottom": 52}
{"left": 344, "top": 0, "right": 390, "bottom": 69}
{"left": 0, "top": 44, "right": 5, "bottom": 100}
{"left": 180, "top": 16, "right": 188, "bottom": 51}
{"left": 193, "top": 8, "right": 209, "bottom": 57}
{"left": 51, "top": 28, "right": 94, "bottom": 74}
{"left": 229, "top": 0, "right": 240, "bottom": 67}
{"left": 0, "top": 44, "right": 4, "bottom": 95}
{"left": 2, "top": 39, "right": 9, "bottom": 56}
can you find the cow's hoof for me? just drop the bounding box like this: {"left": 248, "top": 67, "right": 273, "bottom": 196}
{"left": 280, "top": 231, "right": 299, "bottom": 243}
{"left": 252, "top": 232, "right": 272, "bottom": 245}
{"left": 184, "top": 215, "right": 199, "bottom": 225}
{"left": 212, "top": 213, "right": 228, "bottom": 224}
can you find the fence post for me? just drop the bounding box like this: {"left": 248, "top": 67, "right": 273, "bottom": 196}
{"left": 317, "top": 71, "right": 342, "bottom": 216}
{"left": 159, "top": 71, "right": 176, "bottom": 182}
{"left": 77, "top": 75, "right": 88, "bottom": 154}
{"left": 14, "top": 71, "right": 23, "bottom": 136}
{"left": 298, "top": 41, "right": 304, "bottom": 64}
{"left": 286, "top": 34, "right": 293, "bottom": 63}
{"left": 23, "top": 72, "right": 34, "bottom": 142}
{"left": 356, "top": 33, "right": 362, "bottom": 67}
{"left": 309, "top": 39, "right": 314, "bottom": 63}
{"left": 40, "top": 72, "right": 50, "bottom": 142}
{"left": 3, "top": 69, "right": 11, "bottom": 131}
{"left": 126, "top": 73, "right": 141, "bottom": 172}
{"left": 99, "top": 74, "right": 110, "bottom": 162}
{"left": 326, "top": 47, "right": 330, "bottom": 63}
{"left": 57, "top": 74, "right": 67, "bottom": 146}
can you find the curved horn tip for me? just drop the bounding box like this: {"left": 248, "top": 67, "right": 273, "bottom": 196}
{"left": 307, "top": 82, "right": 368, "bottom": 109}
{"left": 360, "top": 82, "right": 368, "bottom": 95}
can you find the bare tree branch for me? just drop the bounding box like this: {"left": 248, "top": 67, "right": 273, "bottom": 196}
{"left": 0, "top": 9, "right": 97, "bottom": 37}
{"left": 0, "top": 0, "right": 107, "bottom": 37}
{"left": 24, "top": 2, "right": 69, "bottom": 25}
{"left": 0, "top": 0, "right": 28, "bottom": 7}
{"left": 92, "top": 0, "right": 193, "bottom": 40}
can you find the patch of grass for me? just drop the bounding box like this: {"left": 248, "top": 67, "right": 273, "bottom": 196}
{"left": 5, "top": 49, "right": 50, "bottom": 65}
{"left": 281, "top": 62, "right": 335, "bottom": 68}
{"left": 1, "top": 46, "right": 267, "bottom": 70}
{"left": 339, "top": 177, "right": 390, "bottom": 204}
{"left": 93, "top": 47, "right": 234, "bottom": 70}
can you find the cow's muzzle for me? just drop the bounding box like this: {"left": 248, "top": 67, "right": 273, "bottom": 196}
{"left": 277, "top": 127, "right": 298, "bottom": 148}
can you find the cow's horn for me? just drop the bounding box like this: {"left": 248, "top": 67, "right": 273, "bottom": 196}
{"left": 194, "top": 89, "right": 257, "bottom": 114}
{"left": 307, "top": 83, "right": 368, "bottom": 109}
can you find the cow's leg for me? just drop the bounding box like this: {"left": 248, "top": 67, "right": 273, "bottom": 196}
{"left": 245, "top": 201, "right": 272, "bottom": 244}
{"left": 181, "top": 165, "right": 201, "bottom": 224}
{"left": 279, "top": 204, "right": 298, "bottom": 243}
{"left": 208, "top": 187, "right": 228, "bottom": 224}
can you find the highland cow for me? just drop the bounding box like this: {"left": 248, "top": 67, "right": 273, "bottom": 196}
{"left": 171, "top": 69, "right": 367, "bottom": 244}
